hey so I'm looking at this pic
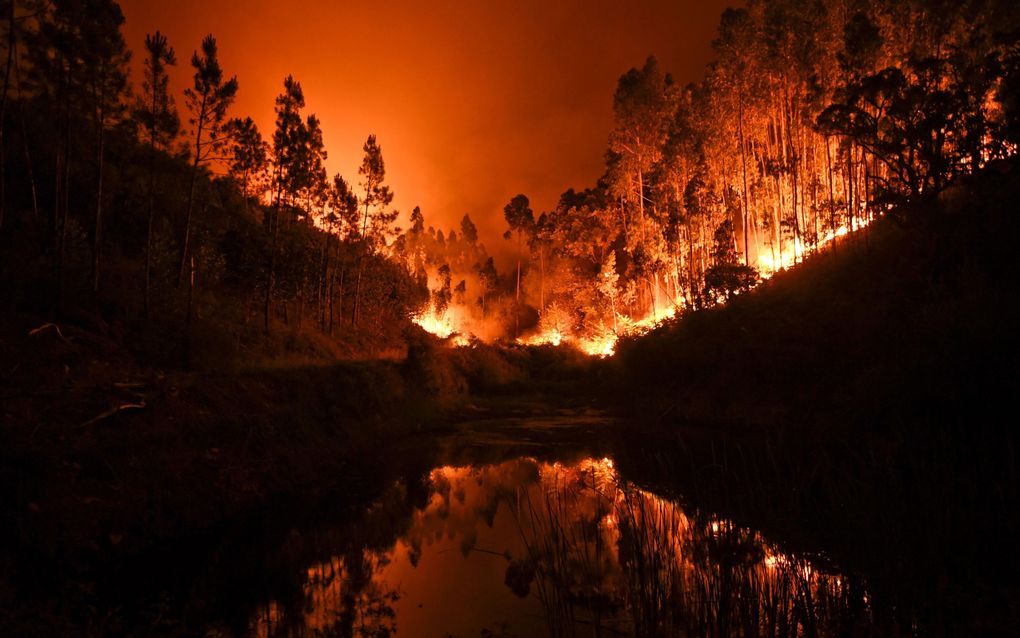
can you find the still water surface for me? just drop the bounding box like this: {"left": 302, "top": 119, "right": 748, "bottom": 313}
{"left": 239, "top": 452, "right": 868, "bottom": 637}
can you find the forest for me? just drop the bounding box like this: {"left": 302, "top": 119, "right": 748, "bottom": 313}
{"left": 2, "top": 0, "right": 1018, "bottom": 364}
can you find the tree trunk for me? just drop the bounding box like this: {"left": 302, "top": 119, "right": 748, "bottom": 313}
{"left": 178, "top": 99, "right": 207, "bottom": 288}
{"left": 0, "top": 0, "right": 14, "bottom": 232}
{"left": 144, "top": 147, "right": 155, "bottom": 320}
{"left": 825, "top": 136, "right": 836, "bottom": 251}
{"left": 55, "top": 80, "right": 72, "bottom": 312}
{"left": 92, "top": 86, "right": 105, "bottom": 295}
{"left": 12, "top": 43, "right": 36, "bottom": 219}
{"left": 264, "top": 182, "right": 283, "bottom": 333}
{"left": 737, "top": 92, "right": 750, "bottom": 266}
{"left": 352, "top": 249, "right": 365, "bottom": 328}
{"left": 319, "top": 233, "right": 329, "bottom": 331}
{"left": 352, "top": 186, "right": 374, "bottom": 328}
{"left": 514, "top": 230, "right": 521, "bottom": 338}
{"left": 335, "top": 250, "right": 347, "bottom": 333}
{"left": 539, "top": 244, "right": 544, "bottom": 316}
{"left": 686, "top": 222, "right": 697, "bottom": 309}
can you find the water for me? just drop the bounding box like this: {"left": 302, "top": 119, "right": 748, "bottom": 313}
{"left": 235, "top": 453, "right": 868, "bottom": 637}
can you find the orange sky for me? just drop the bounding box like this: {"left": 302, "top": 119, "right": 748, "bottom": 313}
{"left": 119, "top": 0, "right": 734, "bottom": 250}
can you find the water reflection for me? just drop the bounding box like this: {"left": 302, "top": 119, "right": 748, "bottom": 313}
{"left": 246, "top": 457, "right": 869, "bottom": 637}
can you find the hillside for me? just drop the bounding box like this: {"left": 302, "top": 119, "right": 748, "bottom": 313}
{"left": 614, "top": 159, "right": 1020, "bottom": 433}
{"left": 607, "top": 159, "right": 1020, "bottom": 634}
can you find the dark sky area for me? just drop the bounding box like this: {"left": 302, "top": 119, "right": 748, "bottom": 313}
{"left": 119, "top": 0, "right": 735, "bottom": 249}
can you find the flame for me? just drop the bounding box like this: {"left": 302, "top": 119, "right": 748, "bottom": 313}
{"left": 757, "top": 217, "right": 871, "bottom": 276}
{"left": 577, "top": 333, "right": 618, "bottom": 357}
{"left": 412, "top": 305, "right": 473, "bottom": 347}
{"left": 423, "top": 216, "right": 877, "bottom": 358}
{"left": 518, "top": 328, "right": 563, "bottom": 347}
{"left": 413, "top": 309, "right": 456, "bottom": 338}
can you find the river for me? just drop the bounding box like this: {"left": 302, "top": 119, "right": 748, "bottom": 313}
{"left": 158, "top": 411, "right": 870, "bottom": 637}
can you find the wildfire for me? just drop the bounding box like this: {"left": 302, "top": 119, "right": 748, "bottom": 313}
{"left": 518, "top": 328, "right": 563, "bottom": 347}
{"left": 577, "top": 333, "right": 617, "bottom": 357}
{"left": 518, "top": 328, "right": 617, "bottom": 357}
{"left": 756, "top": 218, "right": 870, "bottom": 276}
{"left": 412, "top": 307, "right": 472, "bottom": 346}
{"left": 415, "top": 216, "right": 875, "bottom": 358}
{"left": 413, "top": 310, "right": 456, "bottom": 338}
{"left": 519, "top": 302, "right": 679, "bottom": 358}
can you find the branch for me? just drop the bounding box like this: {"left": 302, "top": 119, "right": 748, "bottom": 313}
{"left": 78, "top": 401, "right": 146, "bottom": 428}
{"left": 28, "top": 323, "right": 69, "bottom": 341}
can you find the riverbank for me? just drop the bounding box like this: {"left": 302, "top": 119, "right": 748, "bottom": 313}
{"left": 0, "top": 306, "right": 606, "bottom": 634}
{"left": 606, "top": 159, "right": 1020, "bottom": 633}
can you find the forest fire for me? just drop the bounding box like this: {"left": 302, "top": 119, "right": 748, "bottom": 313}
{"left": 412, "top": 307, "right": 473, "bottom": 347}
{"left": 411, "top": 309, "right": 457, "bottom": 340}
{"left": 1, "top": 0, "right": 1016, "bottom": 634}
{"left": 410, "top": 212, "right": 871, "bottom": 358}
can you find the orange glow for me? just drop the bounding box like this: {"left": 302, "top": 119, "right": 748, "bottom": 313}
{"left": 119, "top": 0, "right": 732, "bottom": 251}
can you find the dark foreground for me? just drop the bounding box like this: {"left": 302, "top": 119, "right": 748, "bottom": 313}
{"left": 0, "top": 411, "right": 970, "bottom": 637}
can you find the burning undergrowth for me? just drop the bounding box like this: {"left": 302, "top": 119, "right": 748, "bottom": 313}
{"left": 402, "top": 324, "right": 600, "bottom": 404}
{"left": 410, "top": 214, "right": 874, "bottom": 360}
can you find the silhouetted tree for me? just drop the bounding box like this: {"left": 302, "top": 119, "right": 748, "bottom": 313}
{"left": 225, "top": 116, "right": 268, "bottom": 214}
{"left": 178, "top": 34, "right": 237, "bottom": 287}
{"left": 704, "top": 219, "right": 757, "bottom": 302}
{"left": 503, "top": 193, "right": 534, "bottom": 337}
{"left": 80, "top": 0, "right": 128, "bottom": 295}
{"left": 134, "top": 30, "right": 178, "bottom": 319}
{"left": 460, "top": 213, "right": 478, "bottom": 244}
{"left": 264, "top": 75, "right": 305, "bottom": 332}
{"left": 352, "top": 133, "right": 394, "bottom": 326}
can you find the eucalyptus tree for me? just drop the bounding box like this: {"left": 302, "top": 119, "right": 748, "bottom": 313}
{"left": 608, "top": 56, "right": 674, "bottom": 251}
{"left": 459, "top": 213, "right": 478, "bottom": 244}
{"left": 712, "top": 7, "right": 758, "bottom": 266}
{"left": 474, "top": 256, "right": 497, "bottom": 317}
{"left": 502, "top": 193, "right": 534, "bottom": 337}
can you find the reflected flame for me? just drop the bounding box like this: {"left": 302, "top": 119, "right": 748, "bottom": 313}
{"left": 251, "top": 456, "right": 859, "bottom": 638}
